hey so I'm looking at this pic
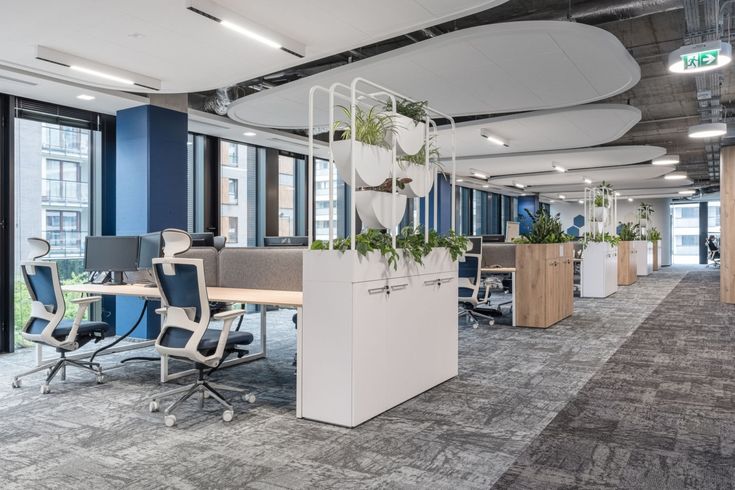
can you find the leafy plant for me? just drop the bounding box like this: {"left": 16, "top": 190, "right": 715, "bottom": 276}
{"left": 385, "top": 98, "right": 428, "bottom": 123}
{"left": 513, "top": 209, "right": 573, "bottom": 244}
{"left": 593, "top": 194, "right": 610, "bottom": 208}
{"left": 427, "top": 229, "right": 470, "bottom": 262}
{"left": 637, "top": 202, "right": 654, "bottom": 220}
{"left": 618, "top": 222, "right": 640, "bottom": 241}
{"left": 334, "top": 105, "right": 396, "bottom": 148}
{"left": 648, "top": 227, "right": 662, "bottom": 241}
{"left": 582, "top": 231, "right": 620, "bottom": 249}
{"left": 399, "top": 139, "right": 441, "bottom": 168}
{"left": 360, "top": 178, "right": 412, "bottom": 193}
{"left": 597, "top": 181, "right": 613, "bottom": 192}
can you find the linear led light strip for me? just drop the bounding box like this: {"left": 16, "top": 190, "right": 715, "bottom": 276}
{"left": 36, "top": 46, "right": 161, "bottom": 91}
{"left": 187, "top": 0, "right": 305, "bottom": 58}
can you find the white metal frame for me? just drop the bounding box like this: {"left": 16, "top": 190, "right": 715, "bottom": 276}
{"left": 583, "top": 185, "right": 617, "bottom": 239}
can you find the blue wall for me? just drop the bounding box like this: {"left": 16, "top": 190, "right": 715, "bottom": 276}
{"left": 420, "top": 174, "right": 453, "bottom": 233}
{"left": 517, "top": 195, "right": 540, "bottom": 235}
{"left": 114, "top": 105, "right": 188, "bottom": 338}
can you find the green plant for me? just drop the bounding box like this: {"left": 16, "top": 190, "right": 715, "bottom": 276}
{"left": 618, "top": 222, "right": 640, "bottom": 241}
{"left": 334, "top": 105, "right": 396, "bottom": 148}
{"left": 582, "top": 232, "right": 620, "bottom": 249}
{"left": 648, "top": 227, "right": 662, "bottom": 241}
{"left": 360, "top": 178, "right": 412, "bottom": 193}
{"left": 513, "top": 209, "right": 572, "bottom": 244}
{"left": 385, "top": 98, "right": 428, "bottom": 123}
{"left": 593, "top": 194, "right": 610, "bottom": 208}
{"left": 597, "top": 181, "right": 613, "bottom": 192}
{"left": 638, "top": 202, "right": 654, "bottom": 220}
{"left": 398, "top": 139, "right": 441, "bottom": 168}
{"left": 427, "top": 229, "right": 470, "bottom": 262}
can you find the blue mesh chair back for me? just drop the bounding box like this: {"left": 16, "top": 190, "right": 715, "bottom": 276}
{"left": 22, "top": 263, "right": 60, "bottom": 314}
{"left": 154, "top": 262, "right": 203, "bottom": 322}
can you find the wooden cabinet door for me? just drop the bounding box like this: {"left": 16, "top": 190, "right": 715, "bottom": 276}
{"left": 545, "top": 258, "right": 559, "bottom": 325}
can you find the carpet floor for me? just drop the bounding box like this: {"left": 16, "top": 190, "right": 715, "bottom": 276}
{"left": 0, "top": 266, "right": 714, "bottom": 489}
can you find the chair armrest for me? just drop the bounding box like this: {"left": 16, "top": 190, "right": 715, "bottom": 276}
{"left": 155, "top": 307, "right": 167, "bottom": 315}
{"left": 213, "top": 309, "right": 246, "bottom": 321}
{"left": 70, "top": 295, "right": 102, "bottom": 305}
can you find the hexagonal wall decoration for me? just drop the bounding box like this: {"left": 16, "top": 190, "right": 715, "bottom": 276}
{"left": 573, "top": 214, "right": 585, "bottom": 228}
{"left": 566, "top": 226, "right": 580, "bottom": 238}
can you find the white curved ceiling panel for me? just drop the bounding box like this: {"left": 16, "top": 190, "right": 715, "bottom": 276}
{"left": 438, "top": 104, "right": 641, "bottom": 158}
{"left": 491, "top": 164, "right": 673, "bottom": 187}
{"left": 228, "top": 21, "right": 640, "bottom": 129}
{"left": 0, "top": 0, "right": 508, "bottom": 93}
{"left": 456, "top": 145, "right": 666, "bottom": 178}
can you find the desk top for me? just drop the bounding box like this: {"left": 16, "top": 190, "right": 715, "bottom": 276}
{"left": 62, "top": 283, "right": 303, "bottom": 307}
{"left": 481, "top": 267, "right": 516, "bottom": 273}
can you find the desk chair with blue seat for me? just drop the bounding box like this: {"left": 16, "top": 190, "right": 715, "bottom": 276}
{"left": 148, "top": 229, "right": 256, "bottom": 427}
{"left": 458, "top": 236, "right": 496, "bottom": 328}
{"left": 12, "top": 238, "right": 113, "bottom": 393}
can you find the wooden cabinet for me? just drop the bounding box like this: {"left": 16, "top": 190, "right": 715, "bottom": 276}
{"left": 516, "top": 243, "right": 574, "bottom": 328}
{"left": 617, "top": 241, "right": 638, "bottom": 286}
{"left": 652, "top": 240, "right": 661, "bottom": 271}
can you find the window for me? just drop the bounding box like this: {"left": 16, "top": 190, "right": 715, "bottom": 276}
{"left": 312, "top": 158, "right": 345, "bottom": 240}
{"left": 224, "top": 178, "right": 238, "bottom": 204}
{"left": 473, "top": 191, "right": 485, "bottom": 235}
{"left": 278, "top": 155, "right": 295, "bottom": 236}
{"left": 222, "top": 216, "right": 239, "bottom": 244}
{"left": 679, "top": 207, "right": 698, "bottom": 219}
{"left": 219, "top": 140, "right": 255, "bottom": 246}
{"left": 671, "top": 203, "right": 700, "bottom": 264}
{"left": 43, "top": 159, "right": 84, "bottom": 203}
{"left": 677, "top": 235, "right": 699, "bottom": 246}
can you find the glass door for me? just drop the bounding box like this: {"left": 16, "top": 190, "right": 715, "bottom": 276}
{"left": 670, "top": 203, "right": 700, "bottom": 265}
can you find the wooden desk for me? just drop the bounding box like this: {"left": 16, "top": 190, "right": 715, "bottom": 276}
{"left": 62, "top": 283, "right": 305, "bottom": 417}
{"left": 480, "top": 267, "right": 516, "bottom": 274}
{"left": 479, "top": 267, "right": 516, "bottom": 326}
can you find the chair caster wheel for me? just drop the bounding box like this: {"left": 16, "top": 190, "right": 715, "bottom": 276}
{"left": 242, "top": 393, "right": 256, "bottom": 404}
{"left": 164, "top": 414, "right": 176, "bottom": 427}
{"left": 203, "top": 391, "right": 210, "bottom": 399}
{"left": 149, "top": 401, "right": 160, "bottom": 413}
{"left": 472, "top": 323, "right": 479, "bottom": 329}
{"left": 40, "top": 384, "right": 50, "bottom": 394}
{"left": 222, "top": 410, "right": 234, "bottom": 422}
{"left": 11, "top": 379, "right": 21, "bottom": 388}
{"left": 96, "top": 375, "right": 105, "bottom": 384}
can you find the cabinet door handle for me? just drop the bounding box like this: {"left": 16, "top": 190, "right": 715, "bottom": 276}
{"left": 368, "top": 286, "right": 388, "bottom": 295}
{"left": 424, "top": 279, "right": 439, "bottom": 286}
{"left": 391, "top": 283, "right": 408, "bottom": 291}
{"left": 439, "top": 277, "right": 454, "bottom": 282}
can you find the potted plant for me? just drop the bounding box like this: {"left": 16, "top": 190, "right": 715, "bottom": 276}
{"left": 383, "top": 98, "right": 428, "bottom": 156}
{"left": 332, "top": 105, "right": 397, "bottom": 187}
{"left": 637, "top": 202, "right": 654, "bottom": 221}
{"left": 395, "top": 137, "right": 440, "bottom": 198}
{"left": 513, "top": 209, "right": 573, "bottom": 244}
{"left": 354, "top": 178, "right": 410, "bottom": 230}
{"left": 591, "top": 181, "right": 613, "bottom": 222}
{"left": 579, "top": 231, "right": 620, "bottom": 298}
{"left": 618, "top": 222, "right": 640, "bottom": 241}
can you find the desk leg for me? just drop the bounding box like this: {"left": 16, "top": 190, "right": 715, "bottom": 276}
{"left": 512, "top": 271, "right": 517, "bottom": 327}
{"left": 161, "top": 354, "right": 169, "bottom": 383}
{"left": 296, "top": 305, "right": 303, "bottom": 419}
{"left": 260, "top": 306, "right": 267, "bottom": 357}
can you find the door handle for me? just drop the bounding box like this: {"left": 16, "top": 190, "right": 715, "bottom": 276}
{"left": 368, "top": 286, "right": 389, "bottom": 295}
{"left": 391, "top": 283, "right": 408, "bottom": 292}
{"left": 424, "top": 279, "right": 439, "bottom": 286}
{"left": 437, "top": 277, "right": 454, "bottom": 286}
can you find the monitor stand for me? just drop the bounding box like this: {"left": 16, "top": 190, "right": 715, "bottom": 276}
{"left": 108, "top": 271, "right": 126, "bottom": 286}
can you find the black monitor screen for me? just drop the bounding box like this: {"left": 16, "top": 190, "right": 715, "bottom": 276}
{"left": 84, "top": 236, "right": 140, "bottom": 272}
{"left": 138, "top": 232, "right": 162, "bottom": 270}
{"left": 190, "top": 232, "right": 214, "bottom": 247}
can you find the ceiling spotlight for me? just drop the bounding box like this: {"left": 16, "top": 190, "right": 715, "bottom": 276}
{"left": 514, "top": 182, "right": 526, "bottom": 189}
{"left": 688, "top": 122, "right": 727, "bottom": 139}
{"left": 668, "top": 40, "right": 732, "bottom": 74}
{"left": 552, "top": 163, "right": 567, "bottom": 173}
{"left": 558, "top": 194, "right": 566, "bottom": 200}
{"left": 186, "top": 0, "right": 305, "bottom": 58}
{"left": 664, "top": 172, "right": 688, "bottom": 180}
{"left": 679, "top": 190, "right": 696, "bottom": 195}
{"left": 628, "top": 197, "right": 634, "bottom": 202}
{"left": 243, "top": 131, "right": 256, "bottom": 137}
{"left": 482, "top": 184, "right": 490, "bottom": 189}
{"left": 550, "top": 200, "right": 556, "bottom": 203}
{"left": 578, "top": 200, "right": 584, "bottom": 204}
{"left": 456, "top": 178, "right": 464, "bottom": 183}
{"left": 480, "top": 129, "right": 509, "bottom": 147}
{"left": 652, "top": 154, "right": 680, "bottom": 165}
{"left": 615, "top": 192, "right": 621, "bottom": 197}
{"left": 76, "top": 94, "right": 95, "bottom": 101}
{"left": 472, "top": 171, "right": 488, "bottom": 180}
{"left": 583, "top": 177, "right": 592, "bottom": 184}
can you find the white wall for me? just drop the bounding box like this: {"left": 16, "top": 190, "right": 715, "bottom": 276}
{"left": 551, "top": 197, "right": 672, "bottom": 266}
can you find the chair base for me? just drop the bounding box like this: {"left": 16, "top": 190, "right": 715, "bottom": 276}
{"left": 458, "top": 305, "right": 495, "bottom": 329}
{"left": 11, "top": 352, "right": 104, "bottom": 393}
{"left": 149, "top": 373, "right": 256, "bottom": 427}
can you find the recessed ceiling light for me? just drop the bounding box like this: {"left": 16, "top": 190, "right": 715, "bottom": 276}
{"left": 76, "top": 94, "right": 95, "bottom": 101}
{"left": 550, "top": 200, "right": 555, "bottom": 203}
{"left": 514, "top": 182, "right": 526, "bottom": 189}
{"left": 679, "top": 190, "right": 696, "bottom": 195}
{"left": 456, "top": 178, "right": 464, "bottom": 183}
{"left": 243, "top": 131, "right": 256, "bottom": 137}
{"left": 668, "top": 40, "right": 732, "bottom": 73}
{"left": 471, "top": 171, "right": 488, "bottom": 180}
{"left": 578, "top": 200, "right": 584, "bottom": 204}
{"left": 480, "top": 129, "right": 509, "bottom": 147}
{"left": 482, "top": 184, "right": 490, "bottom": 188}
{"left": 652, "top": 154, "right": 680, "bottom": 165}
{"left": 583, "top": 177, "right": 592, "bottom": 184}
{"left": 552, "top": 163, "right": 567, "bottom": 173}
{"left": 664, "top": 172, "right": 688, "bottom": 180}
{"left": 70, "top": 65, "right": 134, "bottom": 85}
{"left": 615, "top": 192, "right": 621, "bottom": 196}
{"left": 558, "top": 194, "right": 566, "bottom": 200}
{"left": 688, "top": 122, "right": 727, "bottom": 139}
{"left": 628, "top": 197, "right": 634, "bottom": 202}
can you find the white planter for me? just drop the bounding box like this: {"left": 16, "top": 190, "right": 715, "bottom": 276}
{"left": 355, "top": 190, "right": 407, "bottom": 229}
{"left": 593, "top": 206, "right": 609, "bottom": 222}
{"left": 384, "top": 113, "right": 426, "bottom": 156}
{"left": 396, "top": 162, "right": 435, "bottom": 198}
{"left": 332, "top": 139, "right": 392, "bottom": 187}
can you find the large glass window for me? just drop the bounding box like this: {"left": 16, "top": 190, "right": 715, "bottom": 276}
{"left": 708, "top": 201, "right": 721, "bottom": 241}
{"left": 473, "top": 190, "right": 485, "bottom": 235}
{"left": 313, "top": 158, "right": 344, "bottom": 240}
{"left": 219, "top": 140, "right": 256, "bottom": 246}
{"left": 671, "top": 203, "right": 700, "bottom": 264}
{"left": 14, "top": 119, "right": 94, "bottom": 347}
{"left": 278, "top": 155, "right": 295, "bottom": 236}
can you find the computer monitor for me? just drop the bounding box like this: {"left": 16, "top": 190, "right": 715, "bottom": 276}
{"left": 190, "top": 232, "right": 214, "bottom": 247}
{"left": 138, "top": 232, "right": 162, "bottom": 270}
{"left": 264, "top": 236, "right": 308, "bottom": 247}
{"left": 84, "top": 236, "right": 140, "bottom": 285}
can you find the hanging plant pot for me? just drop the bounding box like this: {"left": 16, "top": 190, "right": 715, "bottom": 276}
{"left": 355, "top": 190, "right": 407, "bottom": 229}
{"left": 396, "top": 163, "right": 435, "bottom": 198}
{"left": 332, "top": 140, "right": 392, "bottom": 188}
{"left": 593, "top": 206, "right": 609, "bottom": 222}
{"left": 383, "top": 113, "right": 426, "bottom": 156}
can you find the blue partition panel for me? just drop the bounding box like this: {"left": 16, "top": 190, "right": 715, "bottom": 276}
{"left": 518, "top": 195, "right": 540, "bottom": 235}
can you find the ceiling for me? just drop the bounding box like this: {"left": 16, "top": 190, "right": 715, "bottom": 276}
{"left": 490, "top": 164, "right": 675, "bottom": 187}
{"left": 0, "top": 0, "right": 508, "bottom": 93}
{"left": 436, "top": 104, "right": 641, "bottom": 158}
{"left": 227, "top": 21, "right": 640, "bottom": 128}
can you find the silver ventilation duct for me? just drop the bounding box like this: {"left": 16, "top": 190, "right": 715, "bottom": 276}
{"left": 203, "top": 87, "right": 231, "bottom": 116}
{"left": 506, "top": 0, "right": 683, "bottom": 24}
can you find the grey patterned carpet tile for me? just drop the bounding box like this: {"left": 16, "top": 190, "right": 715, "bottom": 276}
{"left": 0, "top": 267, "right": 695, "bottom": 489}
{"left": 493, "top": 270, "right": 734, "bottom": 490}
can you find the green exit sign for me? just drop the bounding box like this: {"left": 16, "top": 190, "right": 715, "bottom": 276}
{"left": 681, "top": 49, "right": 720, "bottom": 70}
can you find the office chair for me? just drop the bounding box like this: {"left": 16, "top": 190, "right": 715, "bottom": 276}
{"left": 12, "top": 238, "right": 113, "bottom": 393}
{"left": 148, "top": 229, "right": 256, "bottom": 427}
{"left": 458, "top": 237, "right": 497, "bottom": 328}
{"left": 707, "top": 238, "right": 721, "bottom": 268}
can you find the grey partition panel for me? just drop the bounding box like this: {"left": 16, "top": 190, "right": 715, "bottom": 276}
{"left": 179, "top": 247, "right": 219, "bottom": 286}
{"left": 481, "top": 243, "right": 516, "bottom": 268}
{"left": 219, "top": 248, "right": 304, "bottom": 291}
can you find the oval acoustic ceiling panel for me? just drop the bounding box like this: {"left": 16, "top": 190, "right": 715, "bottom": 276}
{"left": 0, "top": 0, "right": 509, "bottom": 93}
{"left": 437, "top": 104, "right": 642, "bottom": 158}
{"left": 228, "top": 21, "right": 640, "bottom": 129}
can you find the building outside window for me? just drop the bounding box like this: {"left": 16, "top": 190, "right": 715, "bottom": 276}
{"left": 313, "top": 158, "right": 342, "bottom": 240}
{"left": 219, "top": 140, "right": 253, "bottom": 246}
{"left": 221, "top": 216, "right": 238, "bottom": 244}
{"left": 671, "top": 203, "right": 699, "bottom": 264}
{"left": 708, "top": 201, "right": 721, "bottom": 242}
{"left": 278, "top": 155, "right": 295, "bottom": 236}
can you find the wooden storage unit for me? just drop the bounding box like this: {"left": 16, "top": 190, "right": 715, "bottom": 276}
{"left": 515, "top": 243, "right": 574, "bottom": 328}
{"left": 617, "top": 241, "right": 638, "bottom": 285}
{"left": 652, "top": 240, "right": 662, "bottom": 271}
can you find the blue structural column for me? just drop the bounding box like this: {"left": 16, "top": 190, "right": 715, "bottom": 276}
{"left": 517, "top": 195, "right": 540, "bottom": 235}
{"left": 115, "top": 105, "right": 188, "bottom": 338}
{"left": 420, "top": 174, "right": 453, "bottom": 233}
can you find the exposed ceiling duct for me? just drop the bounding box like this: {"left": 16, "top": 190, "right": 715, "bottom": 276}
{"left": 503, "top": 0, "right": 683, "bottom": 25}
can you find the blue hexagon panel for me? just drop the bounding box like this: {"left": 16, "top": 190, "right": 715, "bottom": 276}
{"left": 573, "top": 214, "right": 585, "bottom": 228}
{"left": 566, "top": 226, "right": 580, "bottom": 238}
